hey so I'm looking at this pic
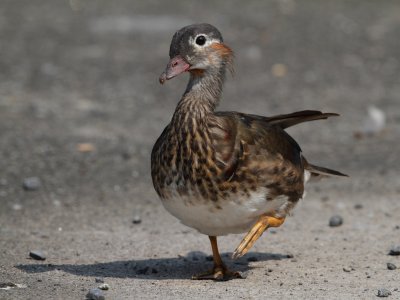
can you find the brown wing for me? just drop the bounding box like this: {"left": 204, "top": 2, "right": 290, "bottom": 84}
{"left": 208, "top": 112, "right": 306, "bottom": 199}
{"left": 210, "top": 110, "right": 340, "bottom": 173}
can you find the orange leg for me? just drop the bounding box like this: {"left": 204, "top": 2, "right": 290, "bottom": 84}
{"left": 192, "top": 236, "right": 243, "bottom": 280}
{"left": 232, "top": 216, "right": 285, "bottom": 259}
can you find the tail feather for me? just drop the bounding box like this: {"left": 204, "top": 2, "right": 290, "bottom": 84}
{"left": 302, "top": 156, "right": 348, "bottom": 179}
{"left": 265, "top": 110, "right": 339, "bottom": 129}
{"left": 307, "top": 163, "right": 348, "bottom": 178}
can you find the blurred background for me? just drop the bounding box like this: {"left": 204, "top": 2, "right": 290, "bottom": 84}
{"left": 0, "top": 1, "right": 399, "bottom": 299}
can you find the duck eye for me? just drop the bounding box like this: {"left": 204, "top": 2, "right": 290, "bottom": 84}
{"left": 195, "top": 35, "right": 206, "bottom": 46}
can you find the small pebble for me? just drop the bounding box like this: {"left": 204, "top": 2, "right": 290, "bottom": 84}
{"left": 377, "top": 288, "right": 391, "bottom": 297}
{"left": 271, "top": 63, "right": 287, "bottom": 78}
{"left": 362, "top": 106, "right": 386, "bottom": 136}
{"left": 12, "top": 204, "right": 22, "bottom": 210}
{"left": 98, "top": 283, "right": 109, "bottom": 291}
{"left": 238, "top": 271, "right": 248, "bottom": 279}
{"left": 389, "top": 246, "right": 400, "bottom": 256}
{"left": 329, "top": 215, "right": 343, "bottom": 227}
{"left": 77, "top": 143, "right": 96, "bottom": 153}
{"left": 387, "top": 263, "right": 397, "bottom": 270}
{"left": 86, "top": 288, "right": 105, "bottom": 300}
{"left": 343, "top": 267, "right": 352, "bottom": 272}
{"left": 0, "top": 282, "right": 17, "bottom": 289}
{"left": 247, "top": 256, "right": 258, "bottom": 262}
{"left": 23, "top": 177, "right": 41, "bottom": 191}
{"left": 95, "top": 278, "right": 104, "bottom": 283}
{"left": 132, "top": 216, "right": 142, "bottom": 224}
{"left": 354, "top": 204, "right": 363, "bottom": 209}
{"left": 29, "top": 250, "right": 46, "bottom": 261}
{"left": 0, "top": 282, "right": 26, "bottom": 290}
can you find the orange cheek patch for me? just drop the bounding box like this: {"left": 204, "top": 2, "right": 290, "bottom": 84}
{"left": 210, "top": 43, "right": 234, "bottom": 58}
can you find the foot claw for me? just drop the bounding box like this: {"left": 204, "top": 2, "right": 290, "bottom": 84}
{"left": 192, "top": 267, "right": 243, "bottom": 281}
{"left": 214, "top": 269, "right": 224, "bottom": 280}
{"left": 194, "top": 236, "right": 245, "bottom": 280}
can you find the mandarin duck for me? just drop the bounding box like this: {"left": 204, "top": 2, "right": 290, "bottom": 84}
{"left": 151, "top": 23, "right": 347, "bottom": 280}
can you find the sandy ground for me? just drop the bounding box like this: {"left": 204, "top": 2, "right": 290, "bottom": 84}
{"left": 1, "top": 1, "right": 400, "bottom": 299}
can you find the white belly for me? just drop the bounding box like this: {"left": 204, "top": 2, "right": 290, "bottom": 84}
{"left": 162, "top": 187, "right": 292, "bottom": 236}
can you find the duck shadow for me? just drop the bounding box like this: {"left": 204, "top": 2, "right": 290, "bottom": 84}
{"left": 16, "top": 251, "right": 291, "bottom": 280}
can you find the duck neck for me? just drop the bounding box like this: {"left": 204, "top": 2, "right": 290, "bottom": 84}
{"left": 173, "top": 66, "right": 226, "bottom": 122}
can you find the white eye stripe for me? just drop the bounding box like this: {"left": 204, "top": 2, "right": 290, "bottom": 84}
{"left": 189, "top": 34, "right": 221, "bottom": 49}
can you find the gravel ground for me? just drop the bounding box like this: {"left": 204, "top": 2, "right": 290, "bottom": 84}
{"left": 1, "top": 1, "right": 400, "bottom": 299}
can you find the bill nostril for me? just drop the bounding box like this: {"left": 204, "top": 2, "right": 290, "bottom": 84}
{"left": 172, "top": 61, "right": 178, "bottom": 67}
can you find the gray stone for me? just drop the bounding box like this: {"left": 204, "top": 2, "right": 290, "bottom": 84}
{"left": 0, "top": 282, "right": 17, "bottom": 289}
{"left": 98, "top": 283, "right": 109, "bottom": 290}
{"left": 237, "top": 271, "right": 248, "bottom": 279}
{"left": 329, "top": 215, "right": 343, "bottom": 227}
{"left": 86, "top": 288, "right": 105, "bottom": 300}
{"left": 29, "top": 250, "right": 46, "bottom": 260}
{"left": 23, "top": 177, "right": 41, "bottom": 191}
{"left": 343, "top": 267, "right": 352, "bottom": 272}
{"left": 377, "top": 288, "right": 391, "bottom": 297}
{"left": 387, "top": 263, "right": 397, "bottom": 270}
{"left": 132, "top": 215, "right": 142, "bottom": 224}
{"left": 388, "top": 245, "right": 400, "bottom": 256}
